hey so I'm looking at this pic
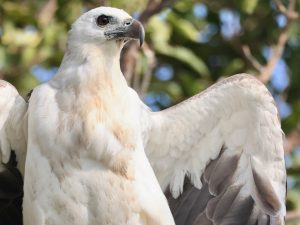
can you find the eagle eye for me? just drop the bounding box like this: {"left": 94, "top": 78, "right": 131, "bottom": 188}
{"left": 96, "top": 15, "right": 110, "bottom": 26}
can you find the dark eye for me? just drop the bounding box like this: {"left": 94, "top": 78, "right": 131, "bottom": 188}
{"left": 96, "top": 15, "right": 110, "bottom": 26}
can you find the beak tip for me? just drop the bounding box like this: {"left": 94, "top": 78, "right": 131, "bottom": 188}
{"left": 139, "top": 34, "right": 144, "bottom": 47}
{"left": 139, "top": 23, "right": 145, "bottom": 47}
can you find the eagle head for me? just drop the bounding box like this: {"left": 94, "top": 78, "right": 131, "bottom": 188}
{"left": 68, "top": 7, "right": 144, "bottom": 50}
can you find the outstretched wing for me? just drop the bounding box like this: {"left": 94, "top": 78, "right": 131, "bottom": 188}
{"left": 0, "top": 80, "right": 28, "bottom": 225}
{"left": 142, "top": 74, "right": 286, "bottom": 224}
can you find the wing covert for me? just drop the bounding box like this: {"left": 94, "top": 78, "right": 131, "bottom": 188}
{"left": 142, "top": 74, "right": 286, "bottom": 224}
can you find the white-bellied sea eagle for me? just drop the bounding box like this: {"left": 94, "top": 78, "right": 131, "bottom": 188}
{"left": 0, "top": 6, "right": 286, "bottom": 225}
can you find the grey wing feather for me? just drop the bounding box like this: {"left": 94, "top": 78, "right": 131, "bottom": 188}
{"left": 167, "top": 147, "right": 284, "bottom": 225}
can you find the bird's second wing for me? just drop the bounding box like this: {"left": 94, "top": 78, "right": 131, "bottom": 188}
{"left": 0, "top": 80, "right": 28, "bottom": 225}
{"left": 0, "top": 80, "right": 27, "bottom": 173}
{"left": 142, "top": 74, "right": 286, "bottom": 224}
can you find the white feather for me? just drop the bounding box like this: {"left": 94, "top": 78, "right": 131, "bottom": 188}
{"left": 0, "top": 80, "right": 27, "bottom": 174}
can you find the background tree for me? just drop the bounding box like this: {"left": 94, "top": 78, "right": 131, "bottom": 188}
{"left": 1, "top": 0, "right": 300, "bottom": 223}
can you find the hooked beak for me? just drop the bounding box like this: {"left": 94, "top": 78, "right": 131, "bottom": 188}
{"left": 105, "top": 19, "right": 145, "bottom": 47}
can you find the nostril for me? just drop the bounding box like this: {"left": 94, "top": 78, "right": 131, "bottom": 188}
{"left": 124, "top": 20, "right": 132, "bottom": 26}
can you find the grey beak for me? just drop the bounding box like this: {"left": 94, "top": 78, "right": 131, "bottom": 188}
{"left": 105, "top": 19, "right": 145, "bottom": 47}
{"left": 124, "top": 19, "right": 145, "bottom": 47}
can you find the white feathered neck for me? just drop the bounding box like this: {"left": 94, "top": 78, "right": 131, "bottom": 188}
{"left": 52, "top": 37, "right": 128, "bottom": 94}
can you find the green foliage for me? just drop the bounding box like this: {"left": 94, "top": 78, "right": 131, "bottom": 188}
{"left": 237, "top": 0, "right": 259, "bottom": 14}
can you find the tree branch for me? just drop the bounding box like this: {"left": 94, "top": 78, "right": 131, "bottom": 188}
{"left": 37, "top": 0, "right": 57, "bottom": 27}
{"left": 98, "top": 0, "right": 108, "bottom": 6}
{"left": 242, "top": 45, "right": 263, "bottom": 71}
{"left": 240, "top": 0, "right": 300, "bottom": 154}
{"left": 286, "top": 209, "right": 300, "bottom": 222}
{"left": 139, "top": 0, "right": 176, "bottom": 24}
{"left": 242, "top": 0, "right": 299, "bottom": 84}
{"left": 275, "top": 0, "right": 299, "bottom": 20}
{"left": 128, "top": 43, "right": 157, "bottom": 97}
{"left": 139, "top": 43, "right": 156, "bottom": 97}
{"left": 121, "top": 43, "right": 139, "bottom": 86}
{"left": 121, "top": 0, "right": 178, "bottom": 92}
{"left": 258, "top": 20, "right": 290, "bottom": 83}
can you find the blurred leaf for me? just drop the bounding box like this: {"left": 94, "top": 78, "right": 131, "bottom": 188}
{"left": 21, "top": 47, "right": 37, "bottom": 66}
{"left": 287, "top": 188, "right": 300, "bottom": 210}
{"left": 174, "top": 0, "right": 196, "bottom": 12}
{"left": 2, "top": 1, "right": 32, "bottom": 22}
{"left": 158, "top": 45, "right": 210, "bottom": 77}
{"left": 110, "top": 0, "right": 147, "bottom": 14}
{"left": 178, "top": 74, "right": 204, "bottom": 96}
{"left": 2, "top": 22, "right": 41, "bottom": 48}
{"left": 237, "top": 0, "right": 259, "bottom": 14}
{"left": 0, "top": 46, "right": 6, "bottom": 69}
{"left": 168, "top": 12, "right": 199, "bottom": 42}
{"left": 221, "top": 58, "right": 245, "bottom": 75}
{"left": 42, "top": 22, "right": 67, "bottom": 46}
{"left": 7, "top": 73, "right": 39, "bottom": 96}
{"left": 148, "top": 16, "right": 172, "bottom": 45}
